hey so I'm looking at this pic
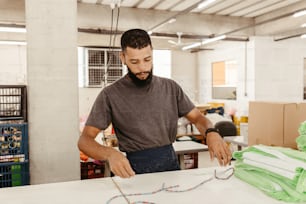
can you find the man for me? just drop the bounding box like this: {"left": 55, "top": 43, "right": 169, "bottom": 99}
{"left": 78, "top": 28, "right": 232, "bottom": 178}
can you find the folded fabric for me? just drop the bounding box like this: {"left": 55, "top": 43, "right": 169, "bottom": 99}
{"left": 297, "top": 121, "right": 306, "bottom": 152}
{"left": 233, "top": 145, "right": 306, "bottom": 163}
{"left": 251, "top": 145, "right": 306, "bottom": 170}
{"left": 233, "top": 145, "right": 306, "bottom": 202}
{"left": 234, "top": 163, "right": 306, "bottom": 202}
{"left": 296, "top": 135, "right": 306, "bottom": 152}
{"left": 298, "top": 121, "right": 306, "bottom": 135}
{"left": 243, "top": 155, "right": 296, "bottom": 180}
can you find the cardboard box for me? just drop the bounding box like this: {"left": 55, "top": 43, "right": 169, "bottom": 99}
{"left": 248, "top": 101, "right": 306, "bottom": 149}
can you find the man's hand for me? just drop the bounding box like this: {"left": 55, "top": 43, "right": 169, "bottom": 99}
{"left": 108, "top": 149, "right": 135, "bottom": 178}
{"left": 206, "top": 132, "right": 232, "bottom": 166}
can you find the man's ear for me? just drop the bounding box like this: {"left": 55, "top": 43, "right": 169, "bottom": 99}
{"left": 120, "top": 52, "right": 125, "bottom": 65}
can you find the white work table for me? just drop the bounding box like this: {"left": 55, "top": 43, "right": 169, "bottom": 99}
{"left": 0, "top": 167, "right": 292, "bottom": 204}
{"left": 173, "top": 140, "right": 208, "bottom": 155}
{"left": 0, "top": 176, "right": 118, "bottom": 204}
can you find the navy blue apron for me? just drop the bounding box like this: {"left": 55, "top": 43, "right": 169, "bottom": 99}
{"left": 126, "top": 144, "right": 180, "bottom": 174}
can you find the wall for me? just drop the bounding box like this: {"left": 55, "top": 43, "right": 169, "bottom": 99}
{"left": 171, "top": 50, "right": 197, "bottom": 103}
{"left": 0, "top": 44, "right": 26, "bottom": 84}
{"left": 197, "top": 36, "right": 306, "bottom": 116}
{"left": 78, "top": 87, "right": 100, "bottom": 118}
{"left": 197, "top": 40, "right": 251, "bottom": 116}
{"left": 253, "top": 37, "right": 306, "bottom": 102}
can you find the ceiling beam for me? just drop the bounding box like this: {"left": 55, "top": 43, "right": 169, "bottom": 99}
{"left": 77, "top": 27, "right": 209, "bottom": 39}
{"left": 220, "top": 7, "right": 306, "bottom": 36}
{"left": 77, "top": 27, "right": 249, "bottom": 42}
{"left": 147, "top": 0, "right": 203, "bottom": 32}
{"left": 274, "top": 27, "right": 306, "bottom": 41}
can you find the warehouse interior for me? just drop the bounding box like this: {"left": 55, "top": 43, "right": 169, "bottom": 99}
{"left": 0, "top": 0, "right": 306, "bottom": 203}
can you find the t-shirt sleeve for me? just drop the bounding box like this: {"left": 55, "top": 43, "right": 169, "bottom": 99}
{"left": 85, "top": 90, "right": 112, "bottom": 130}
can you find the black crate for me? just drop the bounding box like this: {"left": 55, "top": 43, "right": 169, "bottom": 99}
{"left": 0, "top": 85, "right": 27, "bottom": 121}
{"left": 0, "top": 123, "right": 28, "bottom": 157}
{"left": 0, "top": 162, "right": 29, "bottom": 188}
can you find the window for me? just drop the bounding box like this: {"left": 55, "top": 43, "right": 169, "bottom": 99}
{"left": 78, "top": 47, "right": 123, "bottom": 87}
{"left": 153, "top": 50, "right": 171, "bottom": 78}
{"left": 212, "top": 60, "right": 237, "bottom": 100}
{"left": 78, "top": 48, "right": 171, "bottom": 87}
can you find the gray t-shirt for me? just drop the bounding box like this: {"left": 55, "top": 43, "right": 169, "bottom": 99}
{"left": 86, "top": 74, "right": 195, "bottom": 152}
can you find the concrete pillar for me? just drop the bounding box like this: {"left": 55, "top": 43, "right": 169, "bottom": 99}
{"left": 25, "top": 0, "right": 80, "bottom": 184}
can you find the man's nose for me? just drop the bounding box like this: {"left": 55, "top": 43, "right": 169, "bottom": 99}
{"left": 137, "top": 62, "right": 149, "bottom": 72}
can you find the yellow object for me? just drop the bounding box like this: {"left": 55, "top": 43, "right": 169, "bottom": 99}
{"left": 207, "top": 102, "right": 224, "bottom": 108}
{"left": 240, "top": 116, "right": 248, "bottom": 123}
{"left": 195, "top": 104, "right": 211, "bottom": 114}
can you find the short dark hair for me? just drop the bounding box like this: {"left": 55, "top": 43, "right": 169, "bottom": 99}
{"left": 120, "top": 28, "right": 152, "bottom": 52}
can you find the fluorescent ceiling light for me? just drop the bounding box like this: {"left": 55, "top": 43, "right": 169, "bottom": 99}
{"left": 0, "top": 27, "right": 26, "bottom": 33}
{"left": 182, "top": 42, "right": 202, "bottom": 51}
{"left": 182, "top": 35, "right": 226, "bottom": 51}
{"left": 301, "top": 23, "right": 306, "bottom": 28}
{"left": 81, "top": 0, "right": 97, "bottom": 3}
{"left": 197, "top": 0, "right": 216, "bottom": 9}
{"left": 301, "top": 34, "right": 306, "bottom": 39}
{"left": 293, "top": 10, "right": 306, "bottom": 18}
{"left": 202, "top": 35, "right": 226, "bottom": 45}
{"left": 0, "top": 41, "right": 27, "bottom": 45}
{"left": 167, "top": 18, "right": 176, "bottom": 24}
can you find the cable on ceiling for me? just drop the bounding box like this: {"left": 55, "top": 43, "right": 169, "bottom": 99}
{"left": 103, "top": 1, "right": 121, "bottom": 85}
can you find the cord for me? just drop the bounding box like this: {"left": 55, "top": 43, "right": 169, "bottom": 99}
{"left": 103, "top": 5, "right": 121, "bottom": 86}
{"left": 106, "top": 168, "right": 235, "bottom": 204}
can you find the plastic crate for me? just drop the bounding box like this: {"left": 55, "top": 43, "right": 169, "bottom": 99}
{"left": 80, "top": 161, "right": 105, "bottom": 180}
{"left": 0, "top": 123, "right": 28, "bottom": 157}
{"left": 0, "top": 85, "right": 27, "bottom": 121}
{"left": 0, "top": 162, "right": 29, "bottom": 187}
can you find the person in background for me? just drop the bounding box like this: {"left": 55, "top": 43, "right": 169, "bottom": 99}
{"left": 78, "top": 28, "right": 232, "bottom": 178}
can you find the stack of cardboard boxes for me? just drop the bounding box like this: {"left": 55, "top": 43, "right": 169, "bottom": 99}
{"left": 248, "top": 101, "right": 306, "bottom": 149}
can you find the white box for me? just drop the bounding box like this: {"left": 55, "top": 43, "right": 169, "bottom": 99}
{"left": 240, "top": 123, "right": 248, "bottom": 142}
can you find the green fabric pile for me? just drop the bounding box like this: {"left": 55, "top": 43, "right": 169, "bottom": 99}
{"left": 297, "top": 121, "right": 306, "bottom": 152}
{"left": 233, "top": 145, "right": 306, "bottom": 202}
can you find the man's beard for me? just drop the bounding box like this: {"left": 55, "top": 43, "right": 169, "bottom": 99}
{"left": 127, "top": 67, "right": 153, "bottom": 87}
